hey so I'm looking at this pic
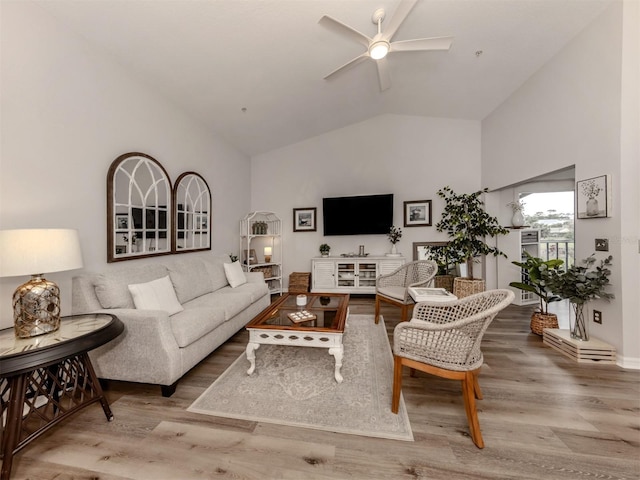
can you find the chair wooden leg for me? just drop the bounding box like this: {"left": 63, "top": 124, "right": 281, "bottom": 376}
{"left": 391, "top": 356, "right": 403, "bottom": 414}
{"left": 462, "top": 371, "right": 484, "bottom": 449}
{"left": 400, "top": 304, "right": 407, "bottom": 322}
{"left": 374, "top": 295, "right": 381, "bottom": 324}
{"left": 473, "top": 371, "right": 483, "bottom": 400}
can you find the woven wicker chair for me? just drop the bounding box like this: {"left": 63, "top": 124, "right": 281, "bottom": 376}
{"left": 391, "top": 289, "right": 515, "bottom": 448}
{"left": 374, "top": 260, "right": 438, "bottom": 324}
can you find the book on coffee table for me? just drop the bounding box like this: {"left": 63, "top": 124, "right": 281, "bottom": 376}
{"left": 408, "top": 287, "right": 457, "bottom": 303}
{"left": 287, "top": 310, "right": 317, "bottom": 323}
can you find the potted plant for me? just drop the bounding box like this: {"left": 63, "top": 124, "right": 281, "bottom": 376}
{"left": 547, "top": 254, "right": 614, "bottom": 340}
{"left": 509, "top": 251, "right": 564, "bottom": 335}
{"left": 507, "top": 199, "right": 526, "bottom": 228}
{"left": 387, "top": 226, "right": 402, "bottom": 256}
{"left": 422, "top": 244, "right": 455, "bottom": 292}
{"left": 435, "top": 186, "right": 509, "bottom": 297}
{"left": 319, "top": 243, "right": 331, "bottom": 257}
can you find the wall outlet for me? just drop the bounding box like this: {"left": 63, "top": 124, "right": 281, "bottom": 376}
{"left": 593, "top": 310, "right": 602, "bottom": 324}
{"left": 595, "top": 239, "right": 609, "bottom": 252}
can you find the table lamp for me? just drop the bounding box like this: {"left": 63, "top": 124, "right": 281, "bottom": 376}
{"left": 264, "top": 246, "right": 272, "bottom": 263}
{"left": 0, "top": 229, "right": 83, "bottom": 338}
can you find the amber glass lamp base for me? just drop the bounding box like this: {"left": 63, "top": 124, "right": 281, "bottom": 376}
{"left": 12, "top": 275, "right": 61, "bottom": 338}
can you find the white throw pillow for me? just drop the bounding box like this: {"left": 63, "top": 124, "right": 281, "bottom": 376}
{"left": 128, "top": 275, "right": 184, "bottom": 316}
{"left": 224, "top": 261, "right": 247, "bottom": 288}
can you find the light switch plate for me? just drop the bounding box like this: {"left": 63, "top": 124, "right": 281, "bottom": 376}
{"left": 595, "top": 239, "right": 609, "bottom": 252}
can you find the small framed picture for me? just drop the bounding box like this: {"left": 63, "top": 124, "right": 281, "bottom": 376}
{"left": 403, "top": 200, "right": 432, "bottom": 227}
{"left": 115, "top": 214, "right": 129, "bottom": 230}
{"left": 576, "top": 175, "right": 611, "bottom": 219}
{"left": 244, "top": 248, "right": 258, "bottom": 265}
{"left": 115, "top": 245, "right": 127, "bottom": 255}
{"left": 293, "top": 207, "right": 317, "bottom": 232}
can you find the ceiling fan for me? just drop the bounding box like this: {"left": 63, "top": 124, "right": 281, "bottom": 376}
{"left": 319, "top": 0, "right": 453, "bottom": 91}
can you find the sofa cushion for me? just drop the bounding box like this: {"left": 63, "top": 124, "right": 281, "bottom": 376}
{"left": 224, "top": 261, "right": 247, "bottom": 288}
{"left": 166, "top": 256, "right": 214, "bottom": 304}
{"left": 202, "top": 255, "right": 230, "bottom": 291}
{"left": 128, "top": 275, "right": 184, "bottom": 316}
{"left": 235, "top": 281, "right": 270, "bottom": 303}
{"left": 94, "top": 264, "right": 169, "bottom": 309}
{"left": 170, "top": 306, "right": 226, "bottom": 348}
{"left": 208, "top": 287, "right": 255, "bottom": 320}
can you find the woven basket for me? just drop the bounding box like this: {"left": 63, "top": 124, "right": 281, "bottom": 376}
{"left": 530, "top": 312, "right": 558, "bottom": 336}
{"left": 453, "top": 278, "right": 485, "bottom": 299}
{"left": 252, "top": 266, "right": 273, "bottom": 278}
{"left": 288, "top": 272, "right": 311, "bottom": 293}
{"left": 434, "top": 275, "right": 455, "bottom": 293}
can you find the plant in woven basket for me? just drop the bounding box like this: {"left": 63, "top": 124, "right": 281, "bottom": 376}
{"left": 509, "top": 252, "right": 564, "bottom": 335}
{"left": 435, "top": 186, "right": 508, "bottom": 280}
{"left": 546, "top": 254, "right": 614, "bottom": 340}
{"left": 509, "top": 252, "right": 564, "bottom": 315}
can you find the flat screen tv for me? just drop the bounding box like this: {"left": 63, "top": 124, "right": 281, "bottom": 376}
{"left": 323, "top": 194, "right": 393, "bottom": 236}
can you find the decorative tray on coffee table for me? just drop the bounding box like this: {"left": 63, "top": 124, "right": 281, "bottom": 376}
{"left": 287, "top": 310, "right": 317, "bottom": 323}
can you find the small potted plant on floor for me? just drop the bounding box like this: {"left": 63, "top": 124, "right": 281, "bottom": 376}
{"left": 509, "top": 251, "right": 564, "bottom": 335}
{"left": 435, "top": 186, "right": 509, "bottom": 297}
{"left": 546, "top": 254, "right": 614, "bottom": 341}
{"left": 319, "top": 243, "right": 331, "bottom": 257}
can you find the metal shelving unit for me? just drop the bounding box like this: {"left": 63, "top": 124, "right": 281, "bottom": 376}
{"left": 240, "top": 211, "right": 282, "bottom": 295}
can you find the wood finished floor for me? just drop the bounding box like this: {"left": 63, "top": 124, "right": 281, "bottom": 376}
{"left": 7, "top": 297, "right": 640, "bottom": 480}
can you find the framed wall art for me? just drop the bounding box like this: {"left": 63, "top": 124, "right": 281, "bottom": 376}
{"left": 404, "top": 200, "right": 432, "bottom": 227}
{"left": 243, "top": 248, "right": 258, "bottom": 265}
{"left": 293, "top": 207, "right": 317, "bottom": 232}
{"left": 576, "top": 175, "right": 611, "bottom": 219}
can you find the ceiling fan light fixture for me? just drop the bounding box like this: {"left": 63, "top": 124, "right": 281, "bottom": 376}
{"left": 369, "top": 40, "right": 390, "bottom": 60}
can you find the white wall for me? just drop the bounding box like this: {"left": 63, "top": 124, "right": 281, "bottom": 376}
{"left": 482, "top": 2, "right": 639, "bottom": 367}
{"left": 251, "top": 114, "right": 481, "bottom": 281}
{"left": 0, "top": 2, "right": 251, "bottom": 329}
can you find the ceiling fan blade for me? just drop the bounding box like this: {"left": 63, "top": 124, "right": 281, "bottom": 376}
{"left": 376, "top": 57, "right": 391, "bottom": 91}
{"left": 382, "top": 0, "right": 418, "bottom": 42}
{"left": 323, "top": 52, "right": 369, "bottom": 80}
{"left": 319, "top": 15, "right": 372, "bottom": 48}
{"left": 390, "top": 36, "right": 454, "bottom": 52}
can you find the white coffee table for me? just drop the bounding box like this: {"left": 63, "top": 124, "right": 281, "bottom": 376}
{"left": 245, "top": 293, "right": 350, "bottom": 383}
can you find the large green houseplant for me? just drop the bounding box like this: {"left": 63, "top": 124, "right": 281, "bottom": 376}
{"left": 435, "top": 186, "right": 508, "bottom": 296}
{"left": 509, "top": 252, "right": 564, "bottom": 335}
{"left": 547, "top": 254, "right": 614, "bottom": 340}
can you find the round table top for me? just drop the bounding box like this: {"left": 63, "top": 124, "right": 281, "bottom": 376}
{"left": 0, "top": 313, "right": 124, "bottom": 377}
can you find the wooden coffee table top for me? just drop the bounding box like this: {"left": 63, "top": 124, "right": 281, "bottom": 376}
{"left": 246, "top": 293, "right": 349, "bottom": 333}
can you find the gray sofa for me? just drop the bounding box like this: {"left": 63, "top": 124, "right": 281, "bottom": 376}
{"left": 72, "top": 253, "right": 270, "bottom": 396}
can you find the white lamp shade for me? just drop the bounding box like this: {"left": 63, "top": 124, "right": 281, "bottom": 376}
{"left": 264, "top": 247, "right": 272, "bottom": 256}
{"left": 0, "top": 229, "right": 84, "bottom": 277}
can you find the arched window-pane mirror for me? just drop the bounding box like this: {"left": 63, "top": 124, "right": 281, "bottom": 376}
{"left": 173, "top": 172, "right": 211, "bottom": 253}
{"left": 107, "top": 152, "right": 172, "bottom": 262}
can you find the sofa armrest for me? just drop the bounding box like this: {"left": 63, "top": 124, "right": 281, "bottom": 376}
{"left": 88, "top": 308, "right": 182, "bottom": 386}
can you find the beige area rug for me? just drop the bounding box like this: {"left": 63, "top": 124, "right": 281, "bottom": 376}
{"left": 188, "top": 315, "right": 413, "bottom": 441}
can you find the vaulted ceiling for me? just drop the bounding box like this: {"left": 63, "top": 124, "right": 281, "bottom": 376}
{"left": 36, "top": 0, "right": 613, "bottom": 156}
